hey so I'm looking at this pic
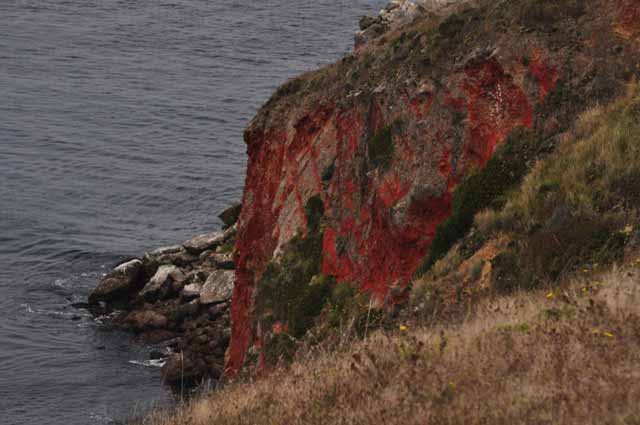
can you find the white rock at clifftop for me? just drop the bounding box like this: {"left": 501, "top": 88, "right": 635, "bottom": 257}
{"left": 355, "top": 0, "right": 463, "bottom": 49}
{"left": 380, "top": 0, "right": 461, "bottom": 27}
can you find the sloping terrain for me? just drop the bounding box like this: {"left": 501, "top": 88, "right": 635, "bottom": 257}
{"left": 144, "top": 81, "right": 640, "bottom": 425}
{"left": 228, "top": 0, "right": 640, "bottom": 375}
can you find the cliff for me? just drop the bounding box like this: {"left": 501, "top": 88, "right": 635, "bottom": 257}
{"left": 227, "top": 0, "right": 640, "bottom": 375}
{"left": 145, "top": 67, "right": 640, "bottom": 422}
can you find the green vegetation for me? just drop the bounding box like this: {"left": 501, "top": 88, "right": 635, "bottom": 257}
{"left": 321, "top": 160, "right": 335, "bottom": 182}
{"left": 414, "top": 128, "right": 548, "bottom": 280}
{"left": 475, "top": 83, "right": 640, "bottom": 291}
{"left": 367, "top": 125, "right": 395, "bottom": 171}
{"left": 304, "top": 194, "right": 325, "bottom": 232}
{"left": 263, "top": 333, "right": 297, "bottom": 365}
{"left": 437, "top": 11, "right": 467, "bottom": 39}
{"left": 325, "top": 282, "right": 383, "bottom": 336}
{"left": 255, "top": 196, "right": 330, "bottom": 361}
{"left": 274, "top": 78, "right": 305, "bottom": 100}
{"left": 217, "top": 237, "right": 236, "bottom": 254}
{"left": 517, "top": 0, "right": 586, "bottom": 31}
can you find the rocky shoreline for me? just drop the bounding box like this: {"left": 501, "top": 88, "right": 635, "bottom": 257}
{"left": 85, "top": 203, "right": 241, "bottom": 388}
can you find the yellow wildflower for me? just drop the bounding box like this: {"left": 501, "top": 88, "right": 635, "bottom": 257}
{"left": 592, "top": 329, "right": 600, "bottom": 335}
{"left": 604, "top": 332, "right": 615, "bottom": 338}
{"left": 545, "top": 291, "right": 554, "bottom": 299}
{"left": 399, "top": 324, "right": 409, "bottom": 332}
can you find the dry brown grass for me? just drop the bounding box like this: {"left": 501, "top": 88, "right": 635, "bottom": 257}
{"left": 145, "top": 263, "right": 640, "bottom": 425}
{"left": 141, "top": 75, "right": 640, "bottom": 425}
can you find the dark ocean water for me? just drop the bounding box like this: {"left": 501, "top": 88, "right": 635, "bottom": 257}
{"left": 0, "top": 1, "right": 386, "bottom": 423}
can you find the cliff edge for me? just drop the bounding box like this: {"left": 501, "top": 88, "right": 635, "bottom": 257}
{"left": 228, "top": 0, "right": 640, "bottom": 375}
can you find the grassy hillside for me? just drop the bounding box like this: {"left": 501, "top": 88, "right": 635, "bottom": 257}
{"left": 145, "top": 266, "right": 640, "bottom": 425}
{"left": 143, "top": 84, "right": 640, "bottom": 425}
{"left": 410, "top": 82, "right": 640, "bottom": 322}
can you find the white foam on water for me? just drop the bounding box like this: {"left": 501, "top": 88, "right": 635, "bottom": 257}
{"left": 128, "top": 359, "right": 167, "bottom": 368}
{"left": 89, "top": 411, "right": 115, "bottom": 423}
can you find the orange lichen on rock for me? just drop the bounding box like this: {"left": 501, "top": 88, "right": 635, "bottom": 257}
{"left": 615, "top": 0, "right": 640, "bottom": 39}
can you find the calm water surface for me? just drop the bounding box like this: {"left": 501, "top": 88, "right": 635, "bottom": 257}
{"left": 0, "top": 1, "right": 386, "bottom": 423}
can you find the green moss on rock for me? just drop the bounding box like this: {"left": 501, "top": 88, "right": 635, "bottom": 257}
{"left": 367, "top": 125, "right": 395, "bottom": 171}
{"left": 305, "top": 194, "right": 325, "bottom": 232}
{"left": 256, "top": 195, "right": 331, "bottom": 361}
{"left": 321, "top": 160, "right": 335, "bottom": 182}
{"left": 414, "top": 129, "right": 548, "bottom": 280}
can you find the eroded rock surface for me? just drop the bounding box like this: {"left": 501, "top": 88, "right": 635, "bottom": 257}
{"left": 227, "top": 0, "right": 640, "bottom": 376}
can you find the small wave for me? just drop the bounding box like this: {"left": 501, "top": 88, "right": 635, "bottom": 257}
{"left": 19, "top": 303, "right": 35, "bottom": 314}
{"left": 20, "top": 303, "right": 91, "bottom": 321}
{"left": 88, "top": 412, "right": 115, "bottom": 423}
{"left": 53, "top": 277, "right": 71, "bottom": 289}
{"left": 128, "top": 359, "right": 166, "bottom": 368}
{"left": 93, "top": 311, "right": 119, "bottom": 323}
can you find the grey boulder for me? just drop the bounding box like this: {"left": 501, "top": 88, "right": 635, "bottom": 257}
{"left": 140, "top": 265, "right": 186, "bottom": 301}
{"left": 88, "top": 259, "right": 144, "bottom": 305}
{"left": 144, "top": 246, "right": 197, "bottom": 269}
{"left": 199, "top": 250, "right": 235, "bottom": 270}
{"left": 183, "top": 232, "right": 225, "bottom": 254}
{"left": 218, "top": 202, "right": 242, "bottom": 228}
{"left": 200, "top": 270, "right": 235, "bottom": 305}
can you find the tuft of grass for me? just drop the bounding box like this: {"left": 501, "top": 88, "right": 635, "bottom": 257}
{"left": 324, "top": 282, "right": 383, "bottom": 337}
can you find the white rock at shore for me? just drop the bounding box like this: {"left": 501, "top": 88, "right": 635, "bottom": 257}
{"left": 200, "top": 270, "right": 235, "bottom": 305}
{"left": 88, "top": 259, "right": 144, "bottom": 304}
{"left": 140, "top": 265, "right": 186, "bottom": 300}
{"left": 183, "top": 232, "right": 225, "bottom": 254}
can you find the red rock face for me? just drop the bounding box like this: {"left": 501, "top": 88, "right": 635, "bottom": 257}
{"left": 456, "top": 56, "right": 534, "bottom": 167}
{"left": 224, "top": 49, "right": 551, "bottom": 376}
{"left": 529, "top": 50, "right": 560, "bottom": 105}
{"left": 226, "top": 0, "right": 640, "bottom": 375}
